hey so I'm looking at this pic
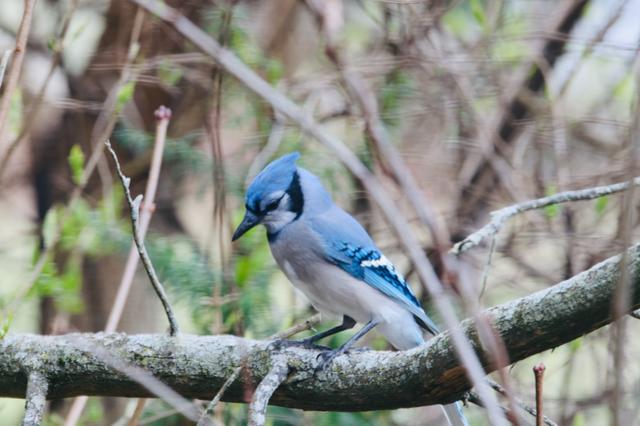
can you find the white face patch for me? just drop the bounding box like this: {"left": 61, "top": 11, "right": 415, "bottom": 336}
{"left": 262, "top": 193, "right": 296, "bottom": 234}
{"left": 360, "top": 254, "right": 393, "bottom": 269}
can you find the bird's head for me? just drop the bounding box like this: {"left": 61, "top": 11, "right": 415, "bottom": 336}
{"left": 232, "top": 152, "right": 304, "bottom": 241}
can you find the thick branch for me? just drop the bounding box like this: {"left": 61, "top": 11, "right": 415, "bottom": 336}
{"left": 1, "top": 244, "right": 639, "bottom": 411}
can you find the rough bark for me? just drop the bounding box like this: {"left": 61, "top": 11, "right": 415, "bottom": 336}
{"left": 1, "top": 244, "right": 639, "bottom": 411}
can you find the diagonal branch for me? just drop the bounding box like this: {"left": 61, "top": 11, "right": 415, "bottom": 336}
{"left": 452, "top": 177, "right": 640, "bottom": 254}
{"left": 2, "top": 243, "right": 639, "bottom": 410}
{"left": 248, "top": 356, "right": 289, "bottom": 426}
{"left": 105, "top": 140, "right": 180, "bottom": 336}
{"left": 0, "top": 0, "right": 37, "bottom": 146}
{"left": 0, "top": 49, "right": 12, "bottom": 90}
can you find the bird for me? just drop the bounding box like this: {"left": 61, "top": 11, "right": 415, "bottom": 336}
{"left": 232, "top": 152, "right": 469, "bottom": 426}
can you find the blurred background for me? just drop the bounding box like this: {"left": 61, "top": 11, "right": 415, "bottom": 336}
{"left": 0, "top": 0, "right": 639, "bottom": 424}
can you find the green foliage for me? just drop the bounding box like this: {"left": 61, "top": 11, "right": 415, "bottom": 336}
{"left": 544, "top": 185, "right": 559, "bottom": 218}
{"left": 595, "top": 195, "right": 608, "bottom": 217}
{"left": 573, "top": 413, "right": 586, "bottom": 426}
{"left": 46, "top": 37, "right": 60, "bottom": 53}
{"left": 114, "top": 125, "right": 211, "bottom": 180}
{"left": 34, "top": 253, "right": 84, "bottom": 314}
{"left": 442, "top": 2, "right": 483, "bottom": 41}
{"left": 8, "top": 88, "right": 22, "bottom": 135}
{"left": 116, "top": 81, "right": 136, "bottom": 113}
{"left": 0, "top": 311, "right": 12, "bottom": 339}
{"left": 157, "top": 60, "right": 183, "bottom": 87}
{"left": 68, "top": 145, "right": 85, "bottom": 186}
{"left": 469, "top": 0, "right": 487, "bottom": 27}
{"left": 569, "top": 336, "right": 583, "bottom": 351}
{"left": 379, "top": 70, "right": 415, "bottom": 128}
{"left": 612, "top": 71, "right": 635, "bottom": 107}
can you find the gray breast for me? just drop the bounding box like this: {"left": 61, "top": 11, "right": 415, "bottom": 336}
{"left": 268, "top": 220, "right": 325, "bottom": 283}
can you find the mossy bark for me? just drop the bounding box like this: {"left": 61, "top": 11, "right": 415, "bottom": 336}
{"left": 2, "top": 245, "right": 639, "bottom": 411}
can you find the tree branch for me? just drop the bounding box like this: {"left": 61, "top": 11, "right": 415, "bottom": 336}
{"left": 2, "top": 244, "right": 639, "bottom": 410}
{"left": 0, "top": 49, "right": 12, "bottom": 90}
{"left": 0, "top": 0, "right": 37, "bottom": 145}
{"left": 22, "top": 371, "right": 48, "bottom": 426}
{"left": 452, "top": 177, "right": 640, "bottom": 254}
{"left": 105, "top": 140, "right": 180, "bottom": 336}
{"left": 248, "top": 356, "right": 289, "bottom": 426}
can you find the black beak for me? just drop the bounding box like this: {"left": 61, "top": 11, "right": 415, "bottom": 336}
{"left": 232, "top": 210, "right": 260, "bottom": 241}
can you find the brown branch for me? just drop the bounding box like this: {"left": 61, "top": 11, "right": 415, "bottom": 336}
{"left": 487, "top": 379, "right": 557, "bottom": 426}
{"left": 105, "top": 140, "right": 179, "bottom": 336}
{"left": 1, "top": 243, "right": 639, "bottom": 410}
{"left": 0, "top": 0, "right": 37, "bottom": 146}
{"left": 452, "top": 177, "right": 640, "bottom": 254}
{"left": 534, "top": 363, "right": 546, "bottom": 426}
{"left": 0, "top": 0, "right": 80, "bottom": 178}
{"left": 22, "top": 371, "right": 48, "bottom": 426}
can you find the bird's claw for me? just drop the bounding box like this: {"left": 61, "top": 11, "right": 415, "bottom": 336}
{"left": 315, "top": 348, "right": 346, "bottom": 372}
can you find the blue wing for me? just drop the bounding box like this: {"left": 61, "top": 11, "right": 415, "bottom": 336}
{"left": 309, "top": 207, "right": 440, "bottom": 335}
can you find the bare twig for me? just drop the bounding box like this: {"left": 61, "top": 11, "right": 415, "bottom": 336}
{"left": 0, "top": 0, "right": 37, "bottom": 145}
{"left": 0, "top": 49, "right": 12, "bottom": 90}
{"left": 129, "top": 1, "right": 502, "bottom": 422}
{"left": 197, "top": 366, "right": 241, "bottom": 426}
{"left": 0, "top": 0, "right": 80, "bottom": 177}
{"left": 105, "top": 105, "right": 172, "bottom": 332}
{"left": 22, "top": 371, "right": 48, "bottom": 426}
{"left": 534, "top": 363, "right": 546, "bottom": 426}
{"left": 248, "top": 356, "right": 289, "bottom": 426}
{"left": 127, "top": 398, "right": 148, "bottom": 426}
{"left": 105, "top": 140, "right": 179, "bottom": 336}
{"left": 452, "top": 177, "right": 640, "bottom": 254}
{"left": 269, "top": 313, "right": 322, "bottom": 340}
{"left": 487, "top": 379, "right": 557, "bottom": 426}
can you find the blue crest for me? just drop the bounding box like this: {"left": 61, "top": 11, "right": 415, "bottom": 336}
{"left": 246, "top": 152, "right": 300, "bottom": 210}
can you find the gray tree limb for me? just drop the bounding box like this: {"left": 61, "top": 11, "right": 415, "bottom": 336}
{"left": 452, "top": 177, "right": 640, "bottom": 254}
{"left": 1, "top": 244, "right": 639, "bottom": 411}
{"left": 248, "top": 356, "right": 289, "bottom": 426}
{"left": 21, "top": 371, "right": 48, "bottom": 426}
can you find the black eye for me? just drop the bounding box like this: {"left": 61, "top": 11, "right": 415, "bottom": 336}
{"left": 265, "top": 199, "right": 280, "bottom": 211}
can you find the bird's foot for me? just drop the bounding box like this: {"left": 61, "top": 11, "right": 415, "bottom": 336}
{"left": 270, "top": 338, "right": 331, "bottom": 351}
{"left": 315, "top": 348, "right": 347, "bottom": 372}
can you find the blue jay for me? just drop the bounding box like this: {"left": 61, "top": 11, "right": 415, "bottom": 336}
{"left": 233, "top": 152, "right": 469, "bottom": 426}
